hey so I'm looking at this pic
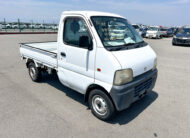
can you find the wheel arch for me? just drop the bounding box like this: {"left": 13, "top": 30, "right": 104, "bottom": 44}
{"left": 26, "top": 58, "right": 39, "bottom": 68}
{"left": 26, "top": 58, "right": 34, "bottom": 68}
{"left": 85, "top": 84, "right": 116, "bottom": 108}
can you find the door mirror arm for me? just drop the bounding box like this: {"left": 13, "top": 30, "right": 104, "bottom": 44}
{"left": 88, "top": 40, "right": 93, "bottom": 50}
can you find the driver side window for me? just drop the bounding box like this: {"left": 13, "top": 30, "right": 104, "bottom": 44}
{"left": 63, "top": 17, "right": 92, "bottom": 49}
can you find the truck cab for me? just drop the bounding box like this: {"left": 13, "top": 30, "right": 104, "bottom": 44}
{"left": 20, "top": 11, "right": 157, "bottom": 120}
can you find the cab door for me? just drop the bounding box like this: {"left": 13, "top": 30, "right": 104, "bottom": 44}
{"left": 57, "top": 15, "right": 96, "bottom": 94}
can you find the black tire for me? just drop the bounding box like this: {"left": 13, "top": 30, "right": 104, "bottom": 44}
{"left": 28, "top": 62, "right": 41, "bottom": 82}
{"left": 88, "top": 89, "right": 116, "bottom": 120}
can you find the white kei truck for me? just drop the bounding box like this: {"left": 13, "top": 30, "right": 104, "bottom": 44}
{"left": 146, "top": 26, "right": 162, "bottom": 39}
{"left": 20, "top": 11, "right": 158, "bottom": 120}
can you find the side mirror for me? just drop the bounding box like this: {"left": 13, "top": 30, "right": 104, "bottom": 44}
{"left": 79, "top": 36, "right": 93, "bottom": 50}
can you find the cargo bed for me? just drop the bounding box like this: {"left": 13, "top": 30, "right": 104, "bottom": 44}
{"left": 20, "top": 42, "right": 58, "bottom": 69}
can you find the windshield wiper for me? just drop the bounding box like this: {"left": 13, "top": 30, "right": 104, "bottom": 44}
{"left": 119, "top": 43, "right": 136, "bottom": 47}
{"left": 117, "top": 42, "right": 142, "bottom": 49}
{"left": 106, "top": 43, "right": 134, "bottom": 51}
{"left": 106, "top": 41, "right": 147, "bottom": 51}
{"left": 106, "top": 46, "right": 126, "bottom": 51}
{"left": 138, "top": 41, "right": 147, "bottom": 47}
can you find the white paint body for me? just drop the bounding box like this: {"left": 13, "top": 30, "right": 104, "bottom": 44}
{"left": 146, "top": 26, "right": 162, "bottom": 38}
{"left": 20, "top": 11, "right": 157, "bottom": 95}
{"left": 146, "top": 30, "right": 161, "bottom": 38}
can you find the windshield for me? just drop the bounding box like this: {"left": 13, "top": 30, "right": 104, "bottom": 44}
{"left": 148, "top": 27, "right": 158, "bottom": 31}
{"left": 91, "top": 16, "right": 143, "bottom": 49}
{"left": 177, "top": 28, "right": 190, "bottom": 35}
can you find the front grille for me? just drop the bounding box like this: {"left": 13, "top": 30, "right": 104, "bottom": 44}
{"left": 134, "top": 78, "right": 152, "bottom": 97}
{"left": 176, "top": 39, "right": 190, "bottom": 43}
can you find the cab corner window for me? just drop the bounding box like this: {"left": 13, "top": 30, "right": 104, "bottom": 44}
{"left": 63, "top": 17, "right": 92, "bottom": 49}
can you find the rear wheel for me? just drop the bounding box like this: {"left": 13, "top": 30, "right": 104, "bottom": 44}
{"left": 88, "top": 89, "right": 116, "bottom": 120}
{"left": 28, "top": 62, "right": 41, "bottom": 82}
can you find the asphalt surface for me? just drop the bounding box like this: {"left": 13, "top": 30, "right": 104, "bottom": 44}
{"left": 0, "top": 34, "right": 189, "bottom": 138}
{"left": 0, "top": 29, "right": 57, "bottom": 32}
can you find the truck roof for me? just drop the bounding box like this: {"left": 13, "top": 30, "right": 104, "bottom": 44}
{"left": 62, "top": 11, "right": 124, "bottom": 18}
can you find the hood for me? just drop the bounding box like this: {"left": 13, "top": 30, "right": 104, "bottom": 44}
{"left": 176, "top": 33, "right": 190, "bottom": 38}
{"left": 111, "top": 45, "right": 156, "bottom": 77}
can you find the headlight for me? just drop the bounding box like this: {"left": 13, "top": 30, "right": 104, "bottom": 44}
{"left": 173, "top": 35, "right": 176, "bottom": 38}
{"left": 114, "top": 69, "right": 133, "bottom": 85}
{"left": 152, "top": 58, "right": 157, "bottom": 70}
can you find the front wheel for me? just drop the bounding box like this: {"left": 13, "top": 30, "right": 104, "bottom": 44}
{"left": 88, "top": 89, "right": 116, "bottom": 120}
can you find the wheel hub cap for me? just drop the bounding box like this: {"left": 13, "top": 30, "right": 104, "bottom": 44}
{"left": 92, "top": 95, "right": 107, "bottom": 116}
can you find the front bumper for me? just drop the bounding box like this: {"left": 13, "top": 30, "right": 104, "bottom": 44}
{"left": 146, "top": 34, "right": 157, "bottom": 38}
{"left": 110, "top": 69, "right": 158, "bottom": 111}
{"left": 173, "top": 38, "right": 190, "bottom": 45}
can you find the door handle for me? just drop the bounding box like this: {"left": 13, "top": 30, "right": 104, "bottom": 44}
{"left": 61, "top": 52, "right": 66, "bottom": 57}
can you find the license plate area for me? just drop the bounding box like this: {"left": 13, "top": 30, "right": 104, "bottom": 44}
{"left": 134, "top": 78, "right": 152, "bottom": 97}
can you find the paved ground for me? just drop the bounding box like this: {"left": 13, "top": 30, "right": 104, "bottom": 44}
{"left": 0, "top": 34, "right": 189, "bottom": 138}
{"left": 0, "top": 29, "right": 57, "bottom": 33}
